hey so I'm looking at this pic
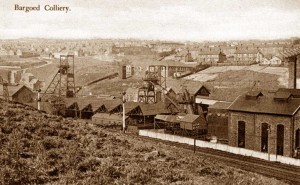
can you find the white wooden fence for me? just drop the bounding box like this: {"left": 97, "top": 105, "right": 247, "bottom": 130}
{"left": 139, "top": 129, "right": 300, "bottom": 166}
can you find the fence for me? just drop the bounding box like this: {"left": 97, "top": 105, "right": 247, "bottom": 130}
{"left": 139, "top": 129, "right": 300, "bottom": 167}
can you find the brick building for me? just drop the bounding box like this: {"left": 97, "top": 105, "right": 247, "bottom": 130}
{"left": 228, "top": 91, "right": 300, "bottom": 157}
{"left": 198, "top": 49, "right": 224, "bottom": 65}
{"left": 234, "top": 48, "right": 263, "bottom": 65}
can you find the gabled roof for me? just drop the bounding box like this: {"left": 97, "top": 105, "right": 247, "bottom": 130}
{"left": 11, "top": 85, "right": 33, "bottom": 97}
{"left": 245, "top": 90, "right": 263, "bottom": 99}
{"left": 228, "top": 93, "right": 300, "bottom": 116}
{"left": 103, "top": 100, "right": 122, "bottom": 112}
{"left": 0, "top": 85, "right": 31, "bottom": 98}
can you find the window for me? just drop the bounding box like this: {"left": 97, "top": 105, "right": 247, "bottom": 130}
{"left": 276, "top": 124, "right": 284, "bottom": 155}
{"left": 261, "top": 123, "right": 269, "bottom": 153}
{"left": 238, "top": 121, "right": 246, "bottom": 148}
{"left": 296, "top": 129, "right": 300, "bottom": 149}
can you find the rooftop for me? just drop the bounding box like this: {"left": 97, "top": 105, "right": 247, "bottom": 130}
{"left": 228, "top": 92, "right": 300, "bottom": 116}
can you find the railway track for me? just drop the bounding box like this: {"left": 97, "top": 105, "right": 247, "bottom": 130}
{"left": 99, "top": 127, "right": 300, "bottom": 184}
{"left": 140, "top": 136, "right": 300, "bottom": 185}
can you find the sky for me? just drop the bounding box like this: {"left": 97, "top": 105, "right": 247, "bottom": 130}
{"left": 0, "top": 0, "right": 300, "bottom": 41}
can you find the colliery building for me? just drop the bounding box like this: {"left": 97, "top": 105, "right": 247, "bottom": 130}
{"left": 228, "top": 90, "right": 300, "bottom": 157}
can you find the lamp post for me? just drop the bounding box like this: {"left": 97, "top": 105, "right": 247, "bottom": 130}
{"left": 122, "top": 91, "right": 126, "bottom": 133}
{"left": 267, "top": 125, "right": 271, "bottom": 161}
{"left": 37, "top": 89, "right": 41, "bottom": 111}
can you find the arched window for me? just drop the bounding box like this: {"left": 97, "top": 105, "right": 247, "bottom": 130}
{"left": 296, "top": 129, "right": 300, "bottom": 149}
{"left": 276, "top": 124, "right": 284, "bottom": 156}
{"left": 238, "top": 121, "right": 246, "bottom": 148}
{"left": 261, "top": 123, "right": 269, "bottom": 153}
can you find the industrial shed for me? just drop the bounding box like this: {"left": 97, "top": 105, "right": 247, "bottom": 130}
{"left": 64, "top": 100, "right": 79, "bottom": 118}
{"left": 155, "top": 114, "right": 182, "bottom": 133}
{"left": 0, "top": 85, "right": 34, "bottom": 103}
{"left": 228, "top": 91, "right": 300, "bottom": 157}
{"left": 123, "top": 101, "right": 171, "bottom": 125}
{"left": 180, "top": 114, "right": 207, "bottom": 136}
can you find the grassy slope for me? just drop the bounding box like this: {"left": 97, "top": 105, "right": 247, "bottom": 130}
{"left": 0, "top": 100, "right": 288, "bottom": 185}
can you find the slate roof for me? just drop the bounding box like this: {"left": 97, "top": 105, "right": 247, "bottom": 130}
{"left": 277, "top": 88, "right": 300, "bottom": 98}
{"left": 208, "top": 102, "right": 232, "bottom": 110}
{"left": 228, "top": 93, "right": 300, "bottom": 116}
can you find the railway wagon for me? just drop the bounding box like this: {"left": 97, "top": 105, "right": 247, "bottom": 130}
{"left": 180, "top": 114, "right": 207, "bottom": 137}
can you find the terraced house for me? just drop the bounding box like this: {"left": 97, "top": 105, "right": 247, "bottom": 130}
{"left": 234, "top": 47, "right": 263, "bottom": 65}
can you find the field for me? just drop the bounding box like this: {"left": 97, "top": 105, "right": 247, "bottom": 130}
{"left": 0, "top": 100, "right": 289, "bottom": 184}
{"left": 184, "top": 65, "right": 289, "bottom": 89}
{"left": 27, "top": 55, "right": 155, "bottom": 95}
{"left": 24, "top": 55, "right": 291, "bottom": 96}
{"left": 0, "top": 56, "right": 46, "bottom": 69}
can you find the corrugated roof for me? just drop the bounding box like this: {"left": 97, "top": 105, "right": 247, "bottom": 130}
{"left": 228, "top": 93, "right": 300, "bottom": 116}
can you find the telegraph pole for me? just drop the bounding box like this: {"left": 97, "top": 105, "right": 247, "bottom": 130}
{"left": 267, "top": 125, "right": 271, "bottom": 161}
{"left": 37, "top": 89, "right": 41, "bottom": 110}
{"left": 122, "top": 91, "right": 126, "bottom": 133}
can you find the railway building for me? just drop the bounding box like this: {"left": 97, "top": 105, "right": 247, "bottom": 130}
{"left": 228, "top": 90, "right": 300, "bottom": 157}
{"left": 0, "top": 84, "right": 34, "bottom": 103}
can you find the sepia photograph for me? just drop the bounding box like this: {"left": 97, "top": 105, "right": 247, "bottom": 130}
{"left": 0, "top": 0, "right": 300, "bottom": 184}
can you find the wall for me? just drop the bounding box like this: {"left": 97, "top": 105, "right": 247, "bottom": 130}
{"left": 229, "top": 111, "right": 293, "bottom": 157}
{"left": 229, "top": 112, "right": 255, "bottom": 149}
{"left": 139, "top": 129, "right": 300, "bottom": 166}
{"left": 254, "top": 114, "right": 292, "bottom": 157}
{"left": 207, "top": 109, "right": 228, "bottom": 141}
{"left": 12, "top": 87, "right": 34, "bottom": 103}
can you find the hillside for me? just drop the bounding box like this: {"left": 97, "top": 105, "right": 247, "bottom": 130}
{"left": 0, "top": 99, "right": 288, "bottom": 185}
